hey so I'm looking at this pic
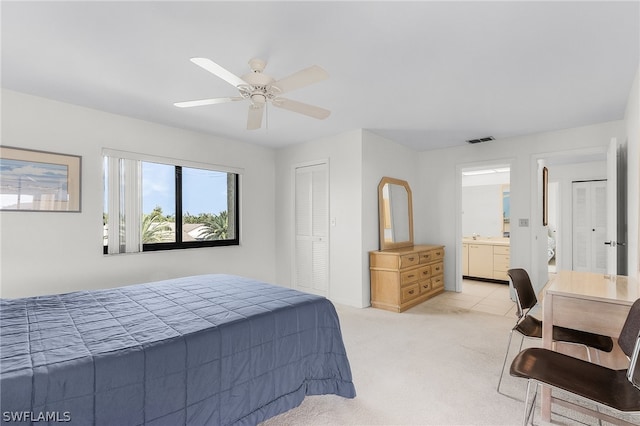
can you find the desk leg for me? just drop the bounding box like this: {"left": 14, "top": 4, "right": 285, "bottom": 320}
{"left": 541, "top": 293, "right": 553, "bottom": 421}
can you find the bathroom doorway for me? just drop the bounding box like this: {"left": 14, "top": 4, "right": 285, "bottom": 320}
{"left": 459, "top": 164, "right": 511, "bottom": 302}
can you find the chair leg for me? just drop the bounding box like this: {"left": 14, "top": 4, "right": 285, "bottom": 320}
{"left": 518, "top": 333, "right": 525, "bottom": 352}
{"left": 522, "top": 380, "right": 538, "bottom": 426}
{"left": 583, "top": 346, "right": 603, "bottom": 426}
{"left": 497, "top": 329, "right": 515, "bottom": 394}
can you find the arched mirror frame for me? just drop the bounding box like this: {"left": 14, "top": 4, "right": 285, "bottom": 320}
{"left": 378, "top": 176, "right": 414, "bottom": 250}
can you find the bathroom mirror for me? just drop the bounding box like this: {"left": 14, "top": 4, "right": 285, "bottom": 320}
{"left": 378, "top": 177, "right": 414, "bottom": 250}
{"left": 502, "top": 184, "right": 510, "bottom": 236}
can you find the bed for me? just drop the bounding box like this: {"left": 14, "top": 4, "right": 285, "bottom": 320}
{"left": 0, "top": 274, "right": 356, "bottom": 425}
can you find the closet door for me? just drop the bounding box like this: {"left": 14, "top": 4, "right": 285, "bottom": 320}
{"left": 294, "top": 163, "right": 329, "bottom": 296}
{"left": 572, "top": 181, "right": 607, "bottom": 273}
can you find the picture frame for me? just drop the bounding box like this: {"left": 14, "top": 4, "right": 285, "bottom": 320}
{"left": 0, "top": 146, "right": 81, "bottom": 212}
{"left": 542, "top": 166, "right": 548, "bottom": 226}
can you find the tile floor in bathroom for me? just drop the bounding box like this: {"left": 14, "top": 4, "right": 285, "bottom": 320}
{"left": 435, "top": 278, "right": 517, "bottom": 317}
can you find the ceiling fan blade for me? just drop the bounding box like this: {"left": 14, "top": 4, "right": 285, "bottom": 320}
{"left": 174, "top": 97, "right": 243, "bottom": 108}
{"left": 190, "top": 57, "right": 247, "bottom": 88}
{"left": 272, "top": 98, "right": 330, "bottom": 120}
{"left": 247, "top": 104, "right": 264, "bottom": 130}
{"left": 272, "top": 65, "right": 329, "bottom": 94}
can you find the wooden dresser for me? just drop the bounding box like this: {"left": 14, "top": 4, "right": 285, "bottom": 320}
{"left": 370, "top": 244, "right": 445, "bottom": 312}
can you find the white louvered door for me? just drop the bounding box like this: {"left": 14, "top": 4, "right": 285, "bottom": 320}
{"left": 294, "top": 163, "right": 328, "bottom": 296}
{"left": 572, "top": 180, "right": 607, "bottom": 273}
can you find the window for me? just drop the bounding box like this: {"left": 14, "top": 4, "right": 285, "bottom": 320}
{"left": 103, "top": 150, "right": 239, "bottom": 254}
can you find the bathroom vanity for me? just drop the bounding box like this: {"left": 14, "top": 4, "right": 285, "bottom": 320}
{"left": 462, "top": 237, "right": 510, "bottom": 282}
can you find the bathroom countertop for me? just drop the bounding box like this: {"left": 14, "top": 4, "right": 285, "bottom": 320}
{"left": 462, "top": 237, "right": 510, "bottom": 246}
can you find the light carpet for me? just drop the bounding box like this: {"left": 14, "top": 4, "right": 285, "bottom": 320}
{"left": 260, "top": 294, "right": 637, "bottom": 425}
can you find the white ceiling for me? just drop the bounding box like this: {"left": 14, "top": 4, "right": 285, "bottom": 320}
{"left": 2, "top": 1, "right": 638, "bottom": 151}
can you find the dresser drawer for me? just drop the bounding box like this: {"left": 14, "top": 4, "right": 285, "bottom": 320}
{"left": 419, "top": 280, "right": 432, "bottom": 294}
{"left": 431, "top": 248, "right": 445, "bottom": 261}
{"left": 400, "top": 269, "right": 421, "bottom": 285}
{"left": 417, "top": 265, "right": 431, "bottom": 280}
{"left": 431, "top": 275, "right": 444, "bottom": 289}
{"left": 401, "top": 283, "right": 420, "bottom": 302}
{"left": 431, "top": 262, "right": 444, "bottom": 276}
{"left": 399, "top": 253, "right": 420, "bottom": 269}
{"left": 419, "top": 251, "right": 432, "bottom": 263}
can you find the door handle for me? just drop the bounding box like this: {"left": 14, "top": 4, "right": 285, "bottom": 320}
{"left": 604, "top": 241, "right": 616, "bottom": 246}
{"left": 617, "top": 242, "right": 627, "bottom": 246}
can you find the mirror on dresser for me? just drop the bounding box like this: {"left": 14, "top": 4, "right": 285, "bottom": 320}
{"left": 378, "top": 177, "right": 414, "bottom": 250}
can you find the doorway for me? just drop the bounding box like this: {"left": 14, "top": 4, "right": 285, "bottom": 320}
{"left": 459, "top": 164, "right": 511, "bottom": 295}
{"left": 534, "top": 146, "right": 612, "bottom": 284}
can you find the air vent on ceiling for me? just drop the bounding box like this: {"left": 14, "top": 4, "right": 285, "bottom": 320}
{"left": 466, "top": 136, "right": 495, "bottom": 144}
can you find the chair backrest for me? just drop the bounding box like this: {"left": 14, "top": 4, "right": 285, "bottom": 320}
{"left": 619, "top": 298, "right": 640, "bottom": 357}
{"left": 627, "top": 333, "right": 640, "bottom": 389}
{"left": 507, "top": 268, "right": 538, "bottom": 318}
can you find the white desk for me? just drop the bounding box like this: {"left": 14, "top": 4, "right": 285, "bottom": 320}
{"left": 541, "top": 271, "right": 640, "bottom": 421}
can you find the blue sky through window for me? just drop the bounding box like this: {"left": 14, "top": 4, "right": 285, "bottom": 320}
{"left": 142, "top": 162, "right": 228, "bottom": 216}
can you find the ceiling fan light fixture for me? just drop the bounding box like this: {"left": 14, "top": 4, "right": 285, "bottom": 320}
{"left": 251, "top": 93, "right": 267, "bottom": 104}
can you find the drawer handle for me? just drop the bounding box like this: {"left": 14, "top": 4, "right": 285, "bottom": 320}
{"left": 407, "top": 274, "right": 415, "bottom": 279}
{"left": 422, "top": 271, "right": 429, "bottom": 275}
{"left": 407, "top": 257, "right": 415, "bottom": 261}
{"left": 436, "top": 251, "right": 441, "bottom": 256}
{"left": 422, "top": 284, "right": 429, "bottom": 289}
{"left": 434, "top": 267, "right": 441, "bottom": 271}
{"left": 408, "top": 290, "right": 415, "bottom": 295}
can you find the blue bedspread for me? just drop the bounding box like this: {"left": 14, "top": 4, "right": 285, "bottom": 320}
{"left": 0, "top": 274, "right": 355, "bottom": 425}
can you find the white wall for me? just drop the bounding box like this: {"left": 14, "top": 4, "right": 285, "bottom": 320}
{"left": 417, "top": 121, "right": 625, "bottom": 292}
{"left": 0, "top": 89, "right": 277, "bottom": 298}
{"left": 461, "top": 170, "right": 510, "bottom": 238}
{"left": 274, "top": 129, "right": 364, "bottom": 307}
{"left": 461, "top": 185, "right": 505, "bottom": 237}
{"left": 625, "top": 66, "right": 640, "bottom": 279}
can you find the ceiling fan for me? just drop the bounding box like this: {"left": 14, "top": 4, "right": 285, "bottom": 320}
{"left": 174, "top": 58, "right": 330, "bottom": 130}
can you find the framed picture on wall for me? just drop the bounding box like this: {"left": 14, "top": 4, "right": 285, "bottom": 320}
{"left": 0, "top": 146, "right": 81, "bottom": 212}
{"left": 542, "top": 166, "right": 548, "bottom": 226}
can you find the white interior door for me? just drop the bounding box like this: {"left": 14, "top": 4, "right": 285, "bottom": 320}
{"left": 572, "top": 180, "right": 607, "bottom": 273}
{"left": 294, "top": 163, "right": 329, "bottom": 296}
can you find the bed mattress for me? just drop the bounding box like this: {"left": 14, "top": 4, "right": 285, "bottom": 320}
{"left": 0, "top": 274, "right": 355, "bottom": 425}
